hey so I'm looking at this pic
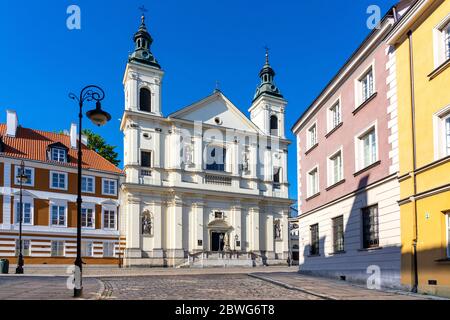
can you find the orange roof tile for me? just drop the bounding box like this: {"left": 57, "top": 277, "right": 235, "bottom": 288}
{"left": 0, "top": 124, "right": 123, "bottom": 175}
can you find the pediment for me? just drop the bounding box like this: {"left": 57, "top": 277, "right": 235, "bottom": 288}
{"left": 169, "top": 92, "right": 260, "bottom": 133}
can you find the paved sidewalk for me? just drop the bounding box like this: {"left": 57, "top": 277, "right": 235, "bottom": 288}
{"left": 250, "top": 272, "right": 442, "bottom": 300}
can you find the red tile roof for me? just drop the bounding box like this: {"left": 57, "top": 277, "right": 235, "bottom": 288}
{"left": 0, "top": 124, "right": 123, "bottom": 175}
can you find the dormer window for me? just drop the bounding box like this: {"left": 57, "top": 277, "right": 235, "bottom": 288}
{"left": 52, "top": 148, "right": 67, "bottom": 162}
{"left": 47, "top": 143, "right": 69, "bottom": 163}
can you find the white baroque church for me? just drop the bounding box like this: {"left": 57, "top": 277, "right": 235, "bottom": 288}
{"left": 120, "top": 15, "right": 293, "bottom": 267}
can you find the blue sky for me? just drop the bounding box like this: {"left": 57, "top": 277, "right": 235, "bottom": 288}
{"left": 0, "top": 0, "right": 396, "bottom": 201}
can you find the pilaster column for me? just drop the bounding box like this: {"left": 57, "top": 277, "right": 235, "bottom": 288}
{"left": 152, "top": 201, "right": 163, "bottom": 251}
{"left": 125, "top": 195, "right": 141, "bottom": 258}
{"left": 168, "top": 195, "right": 183, "bottom": 251}
{"left": 192, "top": 201, "right": 205, "bottom": 252}
{"left": 266, "top": 213, "right": 274, "bottom": 252}
{"left": 231, "top": 202, "right": 242, "bottom": 251}
{"left": 250, "top": 206, "right": 260, "bottom": 252}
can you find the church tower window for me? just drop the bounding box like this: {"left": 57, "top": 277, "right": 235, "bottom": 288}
{"left": 139, "top": 88, "right": 151, "bottom": 112}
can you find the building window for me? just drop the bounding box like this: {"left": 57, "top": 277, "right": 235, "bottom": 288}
{"left": 103, "top": 209, "right": 116, "bottom": 230}
{"left": 445, "top": 22, "right": 450, "bottom": 61}
{"left": 446, "top": 116, "right": 450, "bottom": 156}
{"left": 362, "top": 205, "right": 379, "bottom": 249}
{"left": 15, "top": 166, "right": 34, "bottom": 186}
{"left": 356, "top": 126, "right": 377, "bottom": 171}
{"left": 434, "top": 19, "right": 450, "bottom": 67}
{"left": 214, "top": 211, "right": 224, "bottom": 219}
{"left": 15, "top": 202, "right": 32, "bottom": 225}
{"left": 307, "top": 167, "right": 319, "bottom": 197}
{"left": 81, "top": 176, "right": 95, "bottom": 193}
{"left": 102, "top": 179, "right": 117, "bottom": 196}
{"left": 270, "top": 115, "right": 278, "bottom": 136}
{"left": 141, "top": 150, "right": 152, "bottom": 167}
{"left": 309, "top": 224, "right": 319, "bottom": 255}
{"left": 447, "top": 214, "right": 450, "bottom": 258}
{"left": 328, "top": 149, "right": 343, "bottom": 186}
{"left": 205, "top": 146, "right": 226, "bottom": 172}
{"left": 329, "top": 101, "right": 341, "bottom": 131}
{"left": 81, "top": 207, "right": 95, "bottom": 228}
{"left": 273, "top": 167, "right": 281, "bottom": 190}
{"left": 139, "top": 88, "right": 151, "bottom": 112}
{"left": 307, "top": 123, "right": 317, "bottom": 149}
{"left": 51, "top": 205, "right": 66, "bottom": 227}
{"left": 15, "top": 239, "right": 31, "bottom": 256}
{"left": 51, "top": 240, "right": 64, "bottom": 257}
{"left": 51, "top": 148, "right": 67, "bottom": 162}
{"left": 359, "top": 67, "right": 374, "bottom": 103}
{"left": 332, "top": 215, "right": 345, "bottom": 253}
{"left": 81, "top": 241, "right": 93, "bottom": 257}
{"left": 103, "top": 242, "right": 115, "bottom": 257}
{"left": 50, "top": 171, "right": 67, "bottom": 190}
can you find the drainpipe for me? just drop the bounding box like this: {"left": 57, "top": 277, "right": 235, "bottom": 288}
{"left": 407, "top": 30, "right": 419, "bottom": 293}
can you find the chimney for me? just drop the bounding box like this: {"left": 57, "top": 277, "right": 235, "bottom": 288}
{"left": 70, "top": 123, "right": 77, "bottom": 149}
{"left": 81, "top": 134, "right": 88, "bottom": 146}
{"left": 6, "top": 110, "right": 18, "bottom": 137}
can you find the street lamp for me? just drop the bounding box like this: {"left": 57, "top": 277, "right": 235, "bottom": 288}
{"left": 15, "top": 160, "right": 27, "bottom": 274}
{"left": 69, "top": 85, "right": 111, "bottom": 297}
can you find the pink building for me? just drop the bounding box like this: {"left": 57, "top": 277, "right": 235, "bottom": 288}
{"left": 291, "top": 3, "right": 412, "bottom": 289}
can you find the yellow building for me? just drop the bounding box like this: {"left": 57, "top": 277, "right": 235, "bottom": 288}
{"left": 387, "top": 0, "right": 450, "bottom": 297}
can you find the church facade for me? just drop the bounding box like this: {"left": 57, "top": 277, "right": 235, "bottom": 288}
{"left": 120, "top": 16, "right": 292, "bottom": 267}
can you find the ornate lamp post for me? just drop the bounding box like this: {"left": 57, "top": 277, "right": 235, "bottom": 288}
{"left": 69, "top": 85, "right": 111, "bottom": 297}
{"left": 15, "top": 160, "right": 27, "bottom": 274}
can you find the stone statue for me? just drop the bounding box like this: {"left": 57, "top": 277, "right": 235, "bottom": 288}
{"left": 185, "top": 144, "right": 194, "bottom": 166}
{"left": 223, "top": 233, "right": 230, "bottom": 251}
{"left": 274, "top": 220, "right": 281, "bottom": 240}
{"left": 243, "top": 152, "right": 249, "bottom": 172}
{"left": 142, "top": 211, "right": 152, "bottom": 236}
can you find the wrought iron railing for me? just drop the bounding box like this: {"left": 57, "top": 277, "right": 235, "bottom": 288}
{"left": 205, "top": 174, "right": 232, "bottom": 186}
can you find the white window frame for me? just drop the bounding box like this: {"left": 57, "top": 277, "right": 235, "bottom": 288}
{"left": 140, "top": 149, "right": 153, "bottom": 168}
{"left": 433, "top": 14, "right": 450, "bottom": 68}
{"left": 433, "top": 105, "right": 450, "bottom": 160}
{"left": 49, "top": 199, "right": 68, "bottom": 228}
{"left": 354, "top": 122, "right": 379, "bottom": 172}
{"left": 446, "top": 213, "right": 450, "bottom": 258}
{"left": 102, "top": 206, "right": 117, "bottom": 230}
{"left": 307, "top": 165, "right": 319, "bottom": 198}
{"left": 327, "top": 96, "right": 342, "bottom": 133}
{"left": 102, "top": 178, "right": 117, "bottom": 196}
{"left": 50, "top": 171, "right": 68, "bottom": 190}
{"left": 327, "top": 147, "right": 344, "bottom": 187}
{"left": 13, "top": 197, "right": 34, "bottom": 226}
{"left": 355, "top": 61, "right": 376, "bottom": 107}
{"left": 81, "top": 175, "right": 95, "bottom": 194}
{"left": 306, "top": 121, "right": 318, "bottom": 150}
{"left": 81, "top": 203, "right": 96, "bottom": 229}
{"left": 51, "top": 240, "right": 65, "bottom": 257}
{"left": 14, "top": 165, "right": 34, "bottom": 187}
{"left": 81, "top": 241, "right": 94, "bottom": 257}
{"left": 15, "top": 239, "right": 31, "bottom": 257}
{"left": 103, "top": 241, "right": 115, "bottom": 258}
{"left": 50, "top": 147, "right": 67, "bottom": 163}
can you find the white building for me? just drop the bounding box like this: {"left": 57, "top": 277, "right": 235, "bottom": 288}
{"left": 119, "top": 16, "right": 293, "bottom": 267}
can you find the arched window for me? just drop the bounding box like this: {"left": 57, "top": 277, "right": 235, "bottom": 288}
{"left": 270, "top": 115, "right": 278, "bottom": 136}
{"left": 139, "top": 88, "right": 151, "bottom": 112}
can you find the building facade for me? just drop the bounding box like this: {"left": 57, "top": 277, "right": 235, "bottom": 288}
{"left": 0, "top": 110, "right": 123, "bottom": 265}
{"left": 291, "top": 4, "right": 413, "bottom": 288}
{"left": 386, "top": 0, "right": 450, "bottom": 297}
{"left": 120, "top": 16, "right": 293, "bottom": 267}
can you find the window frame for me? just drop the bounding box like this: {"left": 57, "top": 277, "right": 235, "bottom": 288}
{"left": 103, "top": 241, "right": 115, "bottom": 258}
{"left": 81, "top": 175, "right": 95, "bottom": 194}
{"left": 327, "top": 147, "right": 344, "bottom": 187}
{"left": 14, "top": 197, "right": 34, "bottom": 226}
{"left": 306, "top": 121, "right": 318, "bottom": 150}
{"left": 205, "top": 144, "right": 227, "bottom": 172}
{"left": 81, "top": 203, "right": 96, "bottom": 229}
{"left": 433, "top": 105, "right": 450, "bottom": 160}
{"left": 327, "top": 96, "right": 342, "bottom": 133}
{"left": 332, "top": 215, "right": 345, "bottom": 253}
{"left": 139, "top": 87, "right": 152, "bottom": 113}
{"left": 361, "top": 205, "right": 380, "bottom": 249}
{"left": 102, "top": 178, "right": 118, "bottom": 196}
{"left": 81, "top": 241, "right": 94, "bottom": 257}
{"left": 50, "top": 147, "right": 67, "bottom": 163}
{"left": 433, "top": 15, "right": 450, "bottom": 68}
{"left": 15, "top": 239, "right": 31, "bottom": 257}
{"left": 14, "top": 165, "right": 34, "bottom": 187}
{"left": 355, "top": 62, "right": 376, "bottom": 107}
{"left": 51, "top": 240, "right": 65, "bottom": 257}
{"left": 49, "top": 171, "right": 68, "bottom": 191}
{"left": 49, "top": 200, "right": 68, "bottom": 228}
{"left": 306, "top": 165, "right": 319, "bottom": 198}
{"left": 354, "top": 122, "right": 378, "bottom": 172}
{"left": 447, "top": 213, "right": 450, "bottom": 258}
{"left": 269, "top": 114, "right": 279, "bottom": 136}
{"left": 102, "top": 206, "right": 117, "bottom": 230}
{"left": 309, "top": 223, "right": 320, "bottom": 256}
{"left": 140, "top": 149, "right": 153, "bottom": 168}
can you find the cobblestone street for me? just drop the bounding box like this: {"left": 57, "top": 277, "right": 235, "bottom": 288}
{"left": 0, "top": 267, "right": 441, "bottom": 300}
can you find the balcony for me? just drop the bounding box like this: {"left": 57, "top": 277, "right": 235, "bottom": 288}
{"left": 205, "top": 174, "right": 232, "bottom": 186}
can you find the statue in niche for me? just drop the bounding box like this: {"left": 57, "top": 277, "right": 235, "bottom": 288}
{"left": 142, "top": 210, "right": 153, "bottom": 236}
{"left": 223, "top": 233, "right": 230, "bottom": 251}
{"left": 185, "top": 144, "right": 194, "bottom": 166}
{"left": 242, "top": 152, "right": 250, "bottom": 172}
{"left": 274, "top": 219, "right": 282, "bottom": 240}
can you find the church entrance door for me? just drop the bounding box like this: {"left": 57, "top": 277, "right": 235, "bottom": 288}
{"left": 211, "top": 231, "right": 225, "bottom": 252}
